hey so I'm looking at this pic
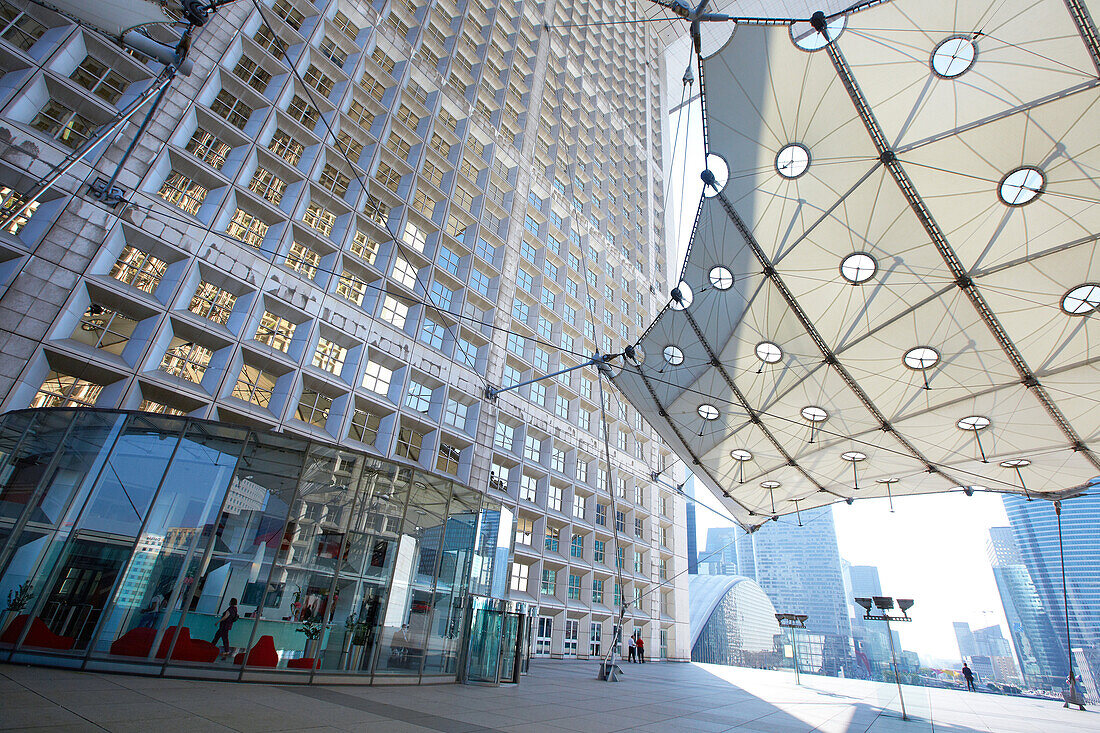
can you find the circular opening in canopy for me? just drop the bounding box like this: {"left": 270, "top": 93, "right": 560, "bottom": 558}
{"left": 756, "top": 341, "right": 783, "bottom": 364}
{"left": 709, "top": 266, "right": 734, "bottom": 290}
{"left": 999, "top": 166, "right": 1044, "bottom": 206}
{"left": 698, "top": 404, "right": 719, "bottom": 420}
{"left": 703, "top": 154, "right": 729, "bottom": 197}
{"left": 662, "top": 345, "right": 684, "bottom": 365}
{"left": 903, "top": 346, "right": 940, "bottom": 370}
{"left": 761, "top": 480, "right": 781, "bottom": 489}
{"left": 931, "top": 36, "right": 977, "bottom": 78}
{"left": 670, "top": 281, "right": 694, "bottom": 310}
{"left": 1061, "top": 284, "right": 1100, "bottom": 315}
{"left": 957, "top": 415, "right": 990, "bottom": 431}
{"left": 841, "top": 451, "right": 867, "bottom": 462}
{"left": 790, "top": 15, "right": 846, "bottom": 51}
{"left": 776, "top": 143, "right": 810, "bottom": 179}
{"left": 730, "top": 449, "right": 753, "bottom": 461}
{"left": 1000, "top": 458, "right": 1031, "bottom": 468}
{"left": 801, "top": 406, "right": 828, "bottom": 423}
{"left": 840, "top": 253, "right": 877, "bottom": 284}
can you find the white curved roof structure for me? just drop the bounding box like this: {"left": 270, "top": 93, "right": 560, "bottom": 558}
{"left": 688, "top": 574, "right": 777, "bottom": 649}
{"left": 615, "top": 0, "right": 1100, "bottom": 529}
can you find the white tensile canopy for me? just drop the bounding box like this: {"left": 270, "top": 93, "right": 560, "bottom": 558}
{"left": 615, "top": 0, "right": 1100, "bottom": 529}
{"left": 35, "top": 0, "right": 176, "bottom": 39}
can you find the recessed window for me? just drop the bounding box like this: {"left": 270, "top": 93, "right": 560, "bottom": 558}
{"left": 709, "top": 266, "right": 734, "bottom": 290}
{"left": 903, "top": 346, "right": 940, "bottom": 370}
{"left": 756, "top": 341, "right": 782, "bottom": 364}
{"left": 663, "top": 345, "right": 684, "bottom": 365}
{"left": 840, "top": 253, "right": 876, "bottom": 284}
{"left": 698, "top": 404, "right": 719, "bottom": 421}
{"left": 931, "top": 36, "right": 977, "bottom": 78}
{"left": 801, "top": 406, "right": 828, "bottom": 423}
{"left": 730, "top": 449, "right": 752, "bottom": 461}
{"left": 841, "top": 451, "right": 867, "bottom": 462}
{"left": 790, "top": 15, "right": 845, "bottom": 51}
{"left": 956, "top": 415, "right": 990, "bottom": 431}
{"left": 670, "top": 281, "right": 693, "bottom": 310}
{"left": 1061, "top": 284, "right": 1100, "bottom": 315}
{"left": 776, "top": 143, "right": 810, "bottom": 179}
{"left": 702, "top": 153, "right": 728, "bottom": 197}
{"left": 999, "top": 166, "right": 1044, "bottom": 206}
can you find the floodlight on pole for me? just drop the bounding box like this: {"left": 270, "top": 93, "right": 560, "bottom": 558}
{"left": 856, "top": 595, "right": 914, "bottom": 721}
{"left": 775, "top": 612, "right": 808, "bottom": 686}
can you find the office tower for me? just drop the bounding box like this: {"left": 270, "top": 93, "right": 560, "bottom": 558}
{"left": 1003, "top": 495, "right": 1099, "bottom": 678}
{"left": 701, "top": 526, "right": 739, "bottom": 576}
{"left": 685, "top": 474, "right": 698, "bottom": 575}
{"left": 972, "top": 625, "right": 1019, "bottom": 682}
{"left": 988, "top": 526, "right": 1068, "bottom": 688}
{"left": 737, "top": 507, "right": 852, "bottom": 675}
{"left": 0, "top": 0, "right": 687, "bottom": 663}
{"left": 954, "top": 622, "right": 978, "bottom": 659}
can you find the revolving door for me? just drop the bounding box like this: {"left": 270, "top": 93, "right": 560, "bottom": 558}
{"left": 462, "top": 597, "right": 533, "bottom": 685}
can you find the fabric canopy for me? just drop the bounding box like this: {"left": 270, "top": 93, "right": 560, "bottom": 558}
{"left": 615, "top": 0, "right": 1100, "bottom": 529}
{"left": 35, "top": 0, "right": 177, "bottom": 39}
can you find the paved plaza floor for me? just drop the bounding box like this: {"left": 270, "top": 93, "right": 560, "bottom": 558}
{"left": 1, "top": 659, "right": 1098, "bottom": 732}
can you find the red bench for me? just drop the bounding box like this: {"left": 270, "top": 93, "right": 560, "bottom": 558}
{"left": 0, "top": 615, "right": 75, "bottom": 650}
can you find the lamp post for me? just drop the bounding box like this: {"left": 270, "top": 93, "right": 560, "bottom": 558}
{"left": 775, "top": 613, "right": 808, "bottom": 686}
{"left": 856, "top": 596, "right": 914, "bottom": 721}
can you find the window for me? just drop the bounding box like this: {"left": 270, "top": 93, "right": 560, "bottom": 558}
{"left": 361, "top": 360, "right": 392, "bottom": 395}
{"left": 544, "top": 527, "right": 559, "bottom": 553}
{"left": 555, "top": 395, "right": 570, "bottom": 419}
{"left": 634, "top": 551, "right": 644, "bottom": 573}
{"left": 420, "top": 317, "right": 445, "bottom": 349}
{"left": 659, "top": 558, "right": 668, "bottom": 581}
{"left": 233, "top": 55, "right": 272, "bottom": 93}
{"left": 332, "top": 270, "right": 365, "bottom": 306}
{"left": 429, "top": 280, "right": 453, "bottom": 309}
{"left": 71, "top": 55, "right": 130, "bottom": 104}
{"left": 533, "top": 348, "right": 550, "bottom": 373}
{"left": 253, "top": 25, "right": 288, "bottom": 57}
{"left": 529, "top": 382, "right": 545, "bottom": 407}
{"left": 507, "top": 333, "right": 526, "bottom": 357}
{"left": 594, "top": 539, "right": 605, "bottom": 563}
{"left": 437, "top": 245, "right": 460, "bottom": 276}
{"left": 272, "top": 0, "right": 304, "bottom": 29}
{"left": 538, "top": 317, "right": 553, "bottom": 341}
{"left": 436, "top": 442, "right": 461, "bottom": 474}
{"left": 30, "top": 100, "right": 96, "bottom": 150}
{"left": 564, "top": 619, "right": 578, "bottom": 656}
{"left": 568, "top": 574, "right": 581, "bottom": 600}
{"left": 269, "top": 129, "right": 304, "bottom": 165}
{"left": 614, "top": 583, "right": 622, "bottom": 608}
{"left": 615, "top": 511, "right": 626, "bottom": 533}
{"left": 350, "top": 230, "right": 379, "bottom": 264}
{"left": 516, "top": 268, "right": 534, "bottom": 292}
{"left": 457, "top": 337, "right": 478, "bottom": 367}
{"left": 210, "top": 89, "right": 252, "bottom": 129}
{"left": 570, "top": 534, "right": 583, "bottom": 558}
{"left": 494, "top": 422, "right": 515, "bottom": 451}
{"left": 349, "top": 407, "right": 381, "bottom": 444}
{"left": 303, "top": 64, "right": 334, "bottom": 96}
{"left": 110, "top": 245, "right": 166, "bottom": 294}
{"left": 573, "top": 493, "right": 585, "bottom": 519}
{"left": 540, "top": 569, "right": 555, "bottom": 595}
{"left": 139, "top": 400, "right": 184, "bottom": 416}
{"left": 520, "top": 473, "right": 537, "bottom": 502}
{"left": 312, "top": 338, "right": 347, "bottom": 374}
{"left": 395, "top": 426, "right": 423, "bottom": 461}
{"left": 31, "top": 371, "right": 101, "bottom": 409}
{"left": 547, "top": 485, "right": 562, "bottom": 512}
{"left": 319, "top": 164, "right": 350, "bottom": 196}
{"left": 302, "top": 201, "right": 336, "bottom": 237}
{"left": 576, "top": 458, "right": 588, "bottom": 483}
{"left": 256, "top": 311, "right": 295, "bottom": 352}
{"left": 439, "top": 398, "right": 466, "bottom": 431}
{"left": 511, "top": 299, "right": 529, "bottom": 321}
{"left": 379, "top": 295, "right": 409, "bottom": 328}
{"left": 515, "top": 516, "right": 534, "bottom": 545}
{"left": 287, "top": 95, "right": 319, "bottom": 128}
{"left": 550, "top": 447, "right": 565, "bottom": 472}
{"left": 160, "top": 339, "right": 213, "bottom": 383}
{"left": 578, "top": 409, "right": 591, "bottom": 432}
{"left": 319, "top": 34, "right": 348, "bottom": 65}
{"left": 284, "top": 241, "right": 320, "bottom": 279}
{"left": 616, "top": 547, "right": 624, "bottom": 569}
{"left": 226, "top": 208, "right": 268, "bottom": 247}
{"left": 469, "top": 268, "right": 491, "bottom": 297}
{"left": 71, "top": 304, "right": 136, "bottom": 354}
{"left": 297, "top": 389, "right": 333, "bottom": 427}
{"left": 509, "top": 563, "right": 529, "bottom": 593}
{"left": 405, "top": 380, "right": 432, "bottom": 412}
{"left": 0, "top": 3, "right": 46, "bottom": 51}
{"left": 189, "top": 282, "right": 236, "bottom": 325}
{"left": 232, "top": 364, "right": 276, "bottom": 407}
{"left": 523, "top": 434, "right": 540, "bottom": 462}
{"left": 336, "top": 130, "right": 364, "bottom": 161}
{"left": 0, "top": 186, "right": 36, "bottom": 235}
{"left": 523, "top": 214, "right": 539, "bottom": 236}
{"left": 592, "top": 581, "right": 604, "bottom": 605}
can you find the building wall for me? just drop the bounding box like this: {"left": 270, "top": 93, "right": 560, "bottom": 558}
{"left": 0, "top": 0, "right": 687, "bottom": 660}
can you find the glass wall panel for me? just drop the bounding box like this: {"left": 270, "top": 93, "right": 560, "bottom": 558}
{"left": 422, "top": 483, "right": 479, "bottom": 675}
{"left": 93, "top": 422, "right": 247, "bottom": 659}
{"left": 170, "top": 431, "right": 304, "bottom": 666}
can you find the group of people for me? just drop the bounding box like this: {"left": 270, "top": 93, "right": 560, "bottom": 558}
{"left": 625, "top": 633, "right": 646, "bottom": 663}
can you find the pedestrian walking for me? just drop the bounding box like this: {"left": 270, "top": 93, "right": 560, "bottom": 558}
{"left": 961, "top": 662, "right": 974, "bottom": 691}
{"left": 635, "top": 633, "right": 645, "bottom": 663}
{"left": 212, "top": 597, "right": 239, "bottom": 656}
{"left": 627, "top": 633, "right": 636, "bottom": 662}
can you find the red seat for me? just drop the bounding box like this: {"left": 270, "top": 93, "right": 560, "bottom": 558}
{"left": 0, "top": 615, "right": 76, "bottom": 650}
{"left": 109, "top": 626, "right": 158, "bottom": 657}
{"left": 287, "top": 656, "right": 318, "bottom": 669}
{"left": 234, "top": 635, "right": 278, "bottom": 667}
{"left": 153, "top": 626, "right": 219, "bottom": 664}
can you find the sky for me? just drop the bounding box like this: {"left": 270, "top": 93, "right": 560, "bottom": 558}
{"left": 664, "top": 48, "right": 1016, "bottom": 667}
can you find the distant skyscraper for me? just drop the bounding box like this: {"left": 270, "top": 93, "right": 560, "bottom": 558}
{"left": 987, "top": 526, "right": 1067, "bottom": 688}
{"left": 1003, "top": 495, "right": 1100, "bottom": 664}
{"left": 686, "top": 475, "right": 699, "bottom": 575}
{"left": 954, "top": 622, "right": 979, "bottom": 659}
{"left": 702, "top": 527, "right": 739, "bottom": 575}
{"left": 738, "top": 507, "right": 852, "bottom": 675}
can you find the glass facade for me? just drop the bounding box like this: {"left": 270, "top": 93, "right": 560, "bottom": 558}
{"left": 0, "top": 408, "right": 505, "bottom": 682}
{"left": 688, "top": 575, "right": 781, "bottom": 669}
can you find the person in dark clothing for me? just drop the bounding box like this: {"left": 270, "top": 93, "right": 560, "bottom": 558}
{"left": 635, "top": 634, "right": 645, "bottom": 663}
{"left": 961, "top": 663, "right": 975, "bottom": 691}
{"left": 212, "top": 598, "right": 239, "bottom": 655}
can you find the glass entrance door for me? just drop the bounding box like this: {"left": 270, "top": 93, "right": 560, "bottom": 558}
{"left": 499, "top": 612, "right": 519, "bottom": 684}
{"left": 463, "top": 597, "right": 532, "bottom": 685}
{"left": 465, "top": 603, "right": 504, "bottom": 684}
